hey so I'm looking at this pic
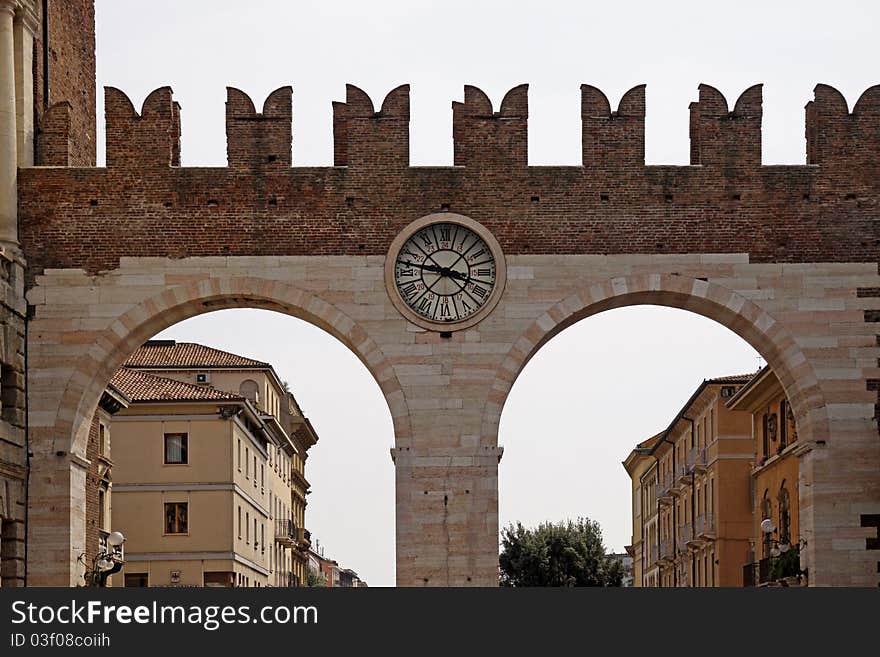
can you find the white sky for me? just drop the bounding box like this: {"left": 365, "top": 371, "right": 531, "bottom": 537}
{"left": 96, "top": 0, "right": 879, "bottom": 586}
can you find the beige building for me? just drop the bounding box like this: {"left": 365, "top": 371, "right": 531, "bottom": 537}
{"left": 110, "top": 341, "right": 317, "bottom": 587}
{"left": 624, "top": 374, "right": 755, "bottom": 587}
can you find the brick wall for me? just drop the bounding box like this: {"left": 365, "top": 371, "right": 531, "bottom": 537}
{"left": 16, "top": 83, "right": 880, "bottom": 280}
{"left": 33, "top": 0, "right": 96, "bottom": 166}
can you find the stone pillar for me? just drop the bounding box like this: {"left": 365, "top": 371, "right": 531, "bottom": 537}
{"left": 1, "top": 518, "right": 25, "bottom": 586}
{"left": 394, "top": 447, "right": 502, "bottom": 586}
{"left": 26, "top": 451, "right": 89, "bottom": 586}
{"left": 12, "top": 3, "right": 36, "bottom": 167}
{"left": 0, "top": 0, "right": 19, "bottom": 248}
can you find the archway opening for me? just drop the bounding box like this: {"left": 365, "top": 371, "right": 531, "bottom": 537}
{"left": 82, "top": 307, "right": 395, "bottom": 587}
{"left": 498, "top": 304, "right": 773, "bottom": 587}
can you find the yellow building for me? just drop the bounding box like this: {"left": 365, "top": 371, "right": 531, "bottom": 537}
{"left": 622, "top": 433, "right": 662, "bottom": 588}
{"left": 281, "top": 391, "right": 318, "bottom": 586}
{"left": 727, "top": 365, "right": 804, "bottom": 586}
{"left": 111, "top": 341, "right": 317, "bottom": 587}
{"left": 624, "top": 374, "right": 754, "bottom": 587}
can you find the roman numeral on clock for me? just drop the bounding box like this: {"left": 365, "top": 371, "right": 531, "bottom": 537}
{"left": 472, "top": 285, "right": 487, "bottom": 299}
{"left": 401, "top": 283, "right": 417, "bottom": 298}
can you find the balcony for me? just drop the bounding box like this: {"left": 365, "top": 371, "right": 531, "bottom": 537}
{"left": 675, "top": 460, "right": 691, "bottom": 485}
{"left": 672, "top": 463, "right": 690, "bottom": 493}
{"left": 659, "top": 540, "right": 675, "bottom": 561}
{"left": 675, "top": 528, "right": 689, "bottom": 554}
{"left": 647, "top": 543, "right": 659, "bottom": 566}
{"left": 658, "top": 474, "right": 674, "bottom": 504}
{"left": 696, "top": 513, "right": 716, "bottom": 540}
{"left": 687, "top": 447, "right": 707, "bottom": 474}
{"left": 275, "top": 519, "right": 296, "bottom": 547}
{"left": 296, "top": 526, "right": 312, "bottom": 550}
{"left": 681, "top": 522, "right": 704, "bottom": 548}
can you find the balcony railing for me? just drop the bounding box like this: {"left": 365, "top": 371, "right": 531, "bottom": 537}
{"left": 275, "top": 519, "right": 296, "bottom": 546}
{"left": 659, "top": 540, "right": 674, "bottom": 561}
{"left": 687, "top": 447, "right": 707, "bottom": 473}
{"left": 675, "top": 528, "right": 689, "bottom": 553}
{"left": 658, "top": 474, "right": 674, "bottom": 503}
{"left": 695, "top": 513, "right": 716, "bottom": 539}
{"left": 673, "top": 462, "right": 690, "bottom": 490}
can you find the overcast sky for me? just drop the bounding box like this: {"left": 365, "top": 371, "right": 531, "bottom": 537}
{"left": 96, "top": 0, "right": 879, "bottom": 586}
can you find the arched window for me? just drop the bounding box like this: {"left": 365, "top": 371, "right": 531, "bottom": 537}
{"left": 239, "top": 379, "right": 259, "bottom": 404}
{"left": 761, "top": 490, "right": 772, "bottom": 558}
{"left": 778, "top": 483, "right": 791, "bottom": 546}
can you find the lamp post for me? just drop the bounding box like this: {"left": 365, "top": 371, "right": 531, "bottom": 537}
{"left": 760, "top": 519, "right": 806, "bottom": 584}
{"left": 82, "top": 531, "right": 126, "bottom": 587}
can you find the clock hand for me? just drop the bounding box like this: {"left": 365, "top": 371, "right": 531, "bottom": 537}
{"left": 398, "top": 260, "right": 446, "bottom": 274}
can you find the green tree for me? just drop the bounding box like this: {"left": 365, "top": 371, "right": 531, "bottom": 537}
{"left": 305, "top": 566, "right": 326, "bottom": 587}
{"left": 499, "top": 517, "right": 623, "bottom": 587}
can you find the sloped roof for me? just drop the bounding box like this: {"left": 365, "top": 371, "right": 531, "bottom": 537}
{"left": 707, "top": 373, "right": 757, "bottom": 384}
{"left": 125, "top": 340, "right": 269, "bottom": 369}
{"left": 111, "top": 368, "right": 243, "bottom": 403}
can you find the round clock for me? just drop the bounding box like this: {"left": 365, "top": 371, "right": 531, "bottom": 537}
{"left": 384, "top": 213, "right": 506, "bottom": 331}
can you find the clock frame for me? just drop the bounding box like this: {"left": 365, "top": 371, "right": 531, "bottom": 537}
{"left": 384, "top": 213, "right": 507, "bottom": 332}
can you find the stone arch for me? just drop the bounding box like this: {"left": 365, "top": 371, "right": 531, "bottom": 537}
{"left": 482, "top": 272, "right": 829, "bottom": 448}
{"left": 54, "top": 275, "right": 411, "bottom": 458}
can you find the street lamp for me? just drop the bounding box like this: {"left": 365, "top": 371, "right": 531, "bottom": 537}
{"left": 81, "top": 530, "right": 126, "bottom": 587}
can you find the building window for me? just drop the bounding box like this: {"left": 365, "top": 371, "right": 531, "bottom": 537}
{"left": 164, "top": 502, "right": 188, "bottom": 534}
{"left": 761, "top": 414, "right": 770, "bottom": 459}
{"left": 254, "top": 518, "right": 258, "bottom": 550}
{"left": 253, "top": 456, "right": 257, "bottom": 487}
{"left": 260, "top": 464, "right": 264, "bottom": 492}
{"left": 164, "top": 433, "right": 188, "bottom": 464}
{"left": 238, "top": 506, "right": 242, "bottom": 539}
{"left": 99, "top": 422, "right": 107, "bottom": 456}
{"left": 245, "top": 447, "right": 249, "bottom": 478}
{"left": 778, "top": 484, "right": 791, "bottom": 545}
{"left": 98, "top": 489, "right": 106, "bottom": 531}
{"left": 246, "top": 512, "right": 250, "bottom": 543}
{"left": 261, "top": 523, "right": 265, "bottom": 554}
{"left": 124, "top": 573, "right": 148, "bottom": 587}
{"left": 779, "top": 400, "right": 788, "bottom": 450}
{"left": 237, "top": 439, "right": 241, "bottom": 471}
{"left": 761, "top": 491, "right": 772, "bottom": 557}
{"left": 239, "top": 379, "right": 259, "bottom": 404}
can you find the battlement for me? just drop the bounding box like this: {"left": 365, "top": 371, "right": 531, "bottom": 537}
{"left": 333, "top": 84, "right": 410, "bottom": 167}
{"left": 806, "top": 84, "right": 880, "bottom": 169}
{"left": 453, "top": 84, "right": 529, "bottom": 167}
{"left": 227, "top": 87, "right": 293, "bottom": 169}
{"left": 88, "top": 83, "right": 880, "bottom": 172}
{"left": 581, "top": 84, "right": 645, "bottom": 169}
{"left": 105, "top": 87, "right": 181, "bottom": 167}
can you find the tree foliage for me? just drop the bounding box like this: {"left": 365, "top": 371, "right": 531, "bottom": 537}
{"left": 305, "top": 566, "right": 327, "bottom": 587}
{"left": 499, "top": 517, "right": 624, "bottom": 587}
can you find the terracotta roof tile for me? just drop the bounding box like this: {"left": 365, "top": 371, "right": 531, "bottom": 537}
{"left": 111, "top": 368, "right": 243, "bottom": 403}
{"left": 707, "top": 373, "right": 757, "bottom": 384}
{"left": 125, "top": 341, "right": 269, "bottom": 369}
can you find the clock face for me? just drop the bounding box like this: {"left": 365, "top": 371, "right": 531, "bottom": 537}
{"left": 392, "top": 222, "right": 498, "bottom": 324}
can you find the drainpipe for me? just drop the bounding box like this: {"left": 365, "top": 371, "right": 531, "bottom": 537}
{"left": 682, "top": 416, "right": 696, "bottom": 587}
